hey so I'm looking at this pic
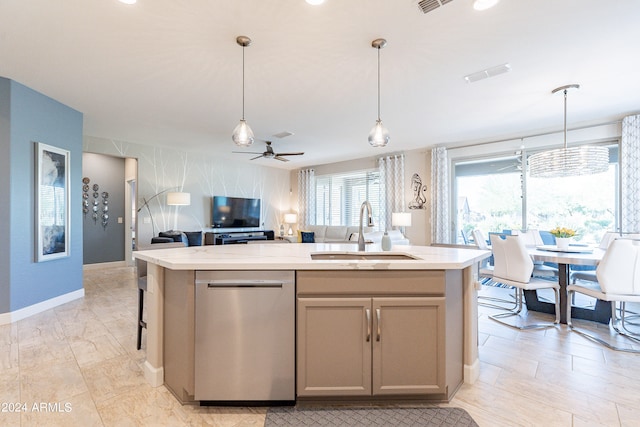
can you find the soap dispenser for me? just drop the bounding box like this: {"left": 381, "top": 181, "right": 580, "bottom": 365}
{"left": 381, "top": 231, "right": 392, "bottom": 251}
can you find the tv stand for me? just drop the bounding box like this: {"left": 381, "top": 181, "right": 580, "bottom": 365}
{"left": 204, "top": 230, "right": 274, "bottom": 245}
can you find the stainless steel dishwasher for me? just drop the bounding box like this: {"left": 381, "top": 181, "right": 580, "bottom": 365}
{"left": 194, "top": 270, "right": 295, "bottom": 403}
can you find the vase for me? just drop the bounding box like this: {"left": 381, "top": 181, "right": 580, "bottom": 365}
{"left": 381, "top": 232, "right": 392, "bottom": 251}
{"left": 556, "top": 237, "right": 571, "bottom": 250}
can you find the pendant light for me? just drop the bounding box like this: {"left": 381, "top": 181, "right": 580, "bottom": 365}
{"left": 368, "top": 38, "right": 390, "bottom": 147}
{"left": 232, "top": 35, "right": 255, "bottom": 147}
{"left": 528, "top": 84, "right": 609, "bottom": 178}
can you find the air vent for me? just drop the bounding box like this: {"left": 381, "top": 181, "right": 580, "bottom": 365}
{"left": 273, "top": 131, "right": 294, "bottom": 139}
{"left": 417, "top": 0, "right": 453, "bottom": 14}
{"left": 464, "top": 63, "right": 511, "bottom": 83}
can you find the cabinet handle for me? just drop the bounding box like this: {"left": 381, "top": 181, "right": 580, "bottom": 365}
{"left": 365, "top": 308, "right": 371, "bottom": 342}
{"left": 376, "top": 308, "right": 381, "bottom": 342}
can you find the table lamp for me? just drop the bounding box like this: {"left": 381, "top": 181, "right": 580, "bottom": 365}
{"left": 284, "top": 213, "right": 298, "bottom": 236}
{"left": 392, "top": 212, "right": 412, "bottom": 237}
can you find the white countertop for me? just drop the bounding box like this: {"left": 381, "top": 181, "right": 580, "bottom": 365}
{"left": 133, "top": 242, "right": 490, "bottom": 271}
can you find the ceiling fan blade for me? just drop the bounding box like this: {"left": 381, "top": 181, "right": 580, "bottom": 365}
{"left": 275, "top": 152, "right": 304, "bottom": 156}
{"left": 249, "top": 155, "right": 264, "bottom": 160}
{"left": 274, "top": 156, "right": 290, "bottom": 162}
{"left": 232, "top": 151, "right": 264, "bottom": 155}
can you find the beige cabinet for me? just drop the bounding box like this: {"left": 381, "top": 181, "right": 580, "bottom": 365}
{"left": 297, "top": 296, "right": 445, "bottom": 397}
{"left": 297, "top": 297, "right": 372, "bottom": 396}
{"left": 372, "top": 297, "right": 445, "bottom": 395}
{"left": 296, "top": 270, "right": 461, "bottom": 401}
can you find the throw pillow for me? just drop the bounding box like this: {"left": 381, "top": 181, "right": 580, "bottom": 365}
{"left": 159, "top": 230, "right": 184, "bottom": 243}
{"left": 297, "top": 229, "right": 311, "bottom": 243}
{"left": 183, "top": 231, "right": 202, "bottom": 246}
{"left": 300, "top": 231, "right": 315, "bottom": 243}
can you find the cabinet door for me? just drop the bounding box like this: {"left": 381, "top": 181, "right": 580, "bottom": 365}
{"left": 372, "top": 297, "right": 446, "bottom": 395}
{"left": 297, "top": 298, "right": 372, "bottom": 396}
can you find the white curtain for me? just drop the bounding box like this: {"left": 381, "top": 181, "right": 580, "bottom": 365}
{"left": 431, "top": 146, "right": 450, "bottom": 243}
{"left": 621, "top": 115, "right": 640, "bottom": 233}
{"left": 378, "top": 154, "right": 405, "bottom": 231}
{"left": 297, "top": 169, "right": 315, "bottom": 228}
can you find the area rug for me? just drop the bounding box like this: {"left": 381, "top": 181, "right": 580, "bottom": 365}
{"left": 264, "top": 406, "right": 479, "bottom": 426}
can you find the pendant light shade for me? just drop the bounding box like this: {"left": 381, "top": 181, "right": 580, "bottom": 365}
{"left": 232, "top": 36, "right": 254, "bottom": 147}
{"left": 528, "top": 84, "right": 609, "bottom": 178}
{"left": 368, "top": 38, "right": 390, "bottom": 147}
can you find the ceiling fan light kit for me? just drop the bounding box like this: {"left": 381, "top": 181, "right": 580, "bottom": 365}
{"left": 232, "top": 35, "right": 255, "bottom": 147}
{"left": 528, "top": 84, "right": 609, "bottom": 178}
{"left": 368, "top": 38, "right": 390, "bottom": 148}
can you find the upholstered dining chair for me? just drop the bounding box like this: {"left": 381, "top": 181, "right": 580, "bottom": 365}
{"left": 567, "top": 238, "right": 640, "bottom": 353}
{"left": 489, "top": 234, "right": 560, "bottom": 329}
{"left": 473, "top": 229, "right": 518, "bottom": 311}
{"left": 514, "top": 229, "right": 558, "bottom": 278}
{"left": 570, "top": 231, "right": 619, "bottom": 285}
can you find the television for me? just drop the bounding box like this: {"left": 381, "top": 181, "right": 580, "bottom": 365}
{"left": 212, "top": 196, "right": 261, "bottom": 229}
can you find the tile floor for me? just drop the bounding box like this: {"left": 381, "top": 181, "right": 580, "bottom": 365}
{"left": 1, "top": 266, "right": 639, "bottom": 426}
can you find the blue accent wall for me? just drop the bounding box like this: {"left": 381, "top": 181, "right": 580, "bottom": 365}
{"left": 0, "top": 78, "right": 10, "bottom": 313}
{"left": 2, "top": 77, "right": 83, "bottom": 313}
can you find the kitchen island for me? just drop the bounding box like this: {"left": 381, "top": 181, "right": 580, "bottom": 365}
{"left": 133, "top": 242, "right": 489, "bottom": 403}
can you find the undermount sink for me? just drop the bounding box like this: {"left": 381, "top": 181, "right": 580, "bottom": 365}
{"left": 310, "top": 252, "right": 421, "bottom": 261}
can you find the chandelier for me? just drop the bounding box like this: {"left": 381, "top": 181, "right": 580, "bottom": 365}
{"left": 528, "top": 84, "right": 609, "bottom": 178}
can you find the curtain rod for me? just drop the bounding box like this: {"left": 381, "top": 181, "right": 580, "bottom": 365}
{"left": 446, "top": 120, "right": 621, "bottom": 151}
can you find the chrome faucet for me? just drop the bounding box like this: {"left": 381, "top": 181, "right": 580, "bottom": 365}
{"left": 358, "top": 200, "right": 374, "bottom": 251}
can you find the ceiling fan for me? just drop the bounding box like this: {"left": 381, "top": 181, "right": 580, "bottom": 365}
{"left": 233, "top": 140, "right": 304, "bottom": 162}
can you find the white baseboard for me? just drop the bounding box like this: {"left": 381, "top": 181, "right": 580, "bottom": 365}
{"left": 144, "top": 360, "right": 164, "bottom": 387}
{"left": 464, "top": 358, "right": 480, "bottom": 384}
{"left": 0, "top": 288, "right": 85, "bottom": 325}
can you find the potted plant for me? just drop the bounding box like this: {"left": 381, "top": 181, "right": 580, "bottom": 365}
{"left": 550, "top": 227, "right": 576, "bottom": 250}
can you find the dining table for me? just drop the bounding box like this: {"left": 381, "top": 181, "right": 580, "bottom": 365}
{"left": 525, "top": 245, "right": 609, "bottom": 324}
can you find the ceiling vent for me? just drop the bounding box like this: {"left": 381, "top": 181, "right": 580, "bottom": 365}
{"left": 417, "top": 0, "right": 453, "bottom": 14}
{"left": 464, "top": 63, "right": 511, "bottom": 83}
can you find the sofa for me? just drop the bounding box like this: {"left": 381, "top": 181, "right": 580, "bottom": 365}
{"left": 294, "top": 225, "right": 409, "bottom": 245}
{"left": 151, "top": 230, "right": 202, "bottom": 246}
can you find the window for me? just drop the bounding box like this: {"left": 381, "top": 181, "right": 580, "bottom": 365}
{"left": 315, "top": 170, "right": 381, "bottom": 229}
{"left": 454, "top": 143, "right": 618, "bottom": 245}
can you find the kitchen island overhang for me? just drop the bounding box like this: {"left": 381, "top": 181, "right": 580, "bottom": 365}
{"left": 134, "top": 243, "right": 489, "bottom": 401}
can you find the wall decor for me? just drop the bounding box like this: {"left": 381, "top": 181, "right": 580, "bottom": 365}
{"left": 36, "top": 142, "right": 70, "bottom": 262}
{"left": 82, "top": 177, "right": 90, "bottom": 217}
{"left": 82, "top": 177, "right": 110, "bottom": 229}
{"left": 408, "top": 173, "right": 427, "bottom": 210}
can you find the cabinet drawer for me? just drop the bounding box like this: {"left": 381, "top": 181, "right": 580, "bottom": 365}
{"left": 296, "top": 270, "right": 446, "bottom": 296}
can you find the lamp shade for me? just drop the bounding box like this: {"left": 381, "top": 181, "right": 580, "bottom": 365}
{"left": 166, "top": 192, "right": 191, "bottom": 206}
{"left": 284, "top": 213, "right": 298, "bottom": 224}
{"left": 392, "top": 212, "right": 412, "bottom": 227}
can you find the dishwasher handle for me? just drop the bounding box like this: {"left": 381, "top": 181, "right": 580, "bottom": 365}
{"left": 201, "top": 280, "right": 284, "bottom": 289}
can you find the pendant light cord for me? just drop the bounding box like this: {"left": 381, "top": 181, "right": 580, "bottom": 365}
{"left": 377, "top": 46, "right": 381, "bottom": 121}
{"left": 242, "top": 45, "right": 246, "bottom": 120}
{"left": 563, "top": 88, "right": 568, "bottom": 150}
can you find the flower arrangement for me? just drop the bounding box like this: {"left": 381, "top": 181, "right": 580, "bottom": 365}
{"left": 549, "top": 227, "right": 576, "bottom": 238}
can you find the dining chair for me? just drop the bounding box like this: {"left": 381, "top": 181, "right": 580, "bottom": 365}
{"left": 489, "top": 234, "right": 560, "bottom": 329}
{"left": 567, "top": 238, "right": 640, "bottom": 352}
{"left": 513, "top": 229, "right": 558, "bottom": 278}
{"left": 570, "top": 231, "right": 618, "bottom": 285}
{"left": 473, "top": 229, "right": 518, "bottom": 311}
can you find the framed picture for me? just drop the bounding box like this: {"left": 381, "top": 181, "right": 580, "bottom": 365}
{"left": 35, "top": 142, "right": 70, "bottom": 262}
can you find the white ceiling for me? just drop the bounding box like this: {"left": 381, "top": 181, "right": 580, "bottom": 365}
{"left": 1, "top": 0, "right": 639, "bottom": 169}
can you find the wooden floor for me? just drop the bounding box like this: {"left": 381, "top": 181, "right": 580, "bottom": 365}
{"left": 1, "top": 266, "right": 639, "bottom": 426}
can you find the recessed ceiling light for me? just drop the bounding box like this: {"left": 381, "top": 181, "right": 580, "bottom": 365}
{"left": 119, "top": 0, "right": 137, "bottom": 5}
{"left": 305, "top": 0, "right": 325, "bottom": 5}
{"left": 473, "top": 0, "right": 499, "bottom": 11}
